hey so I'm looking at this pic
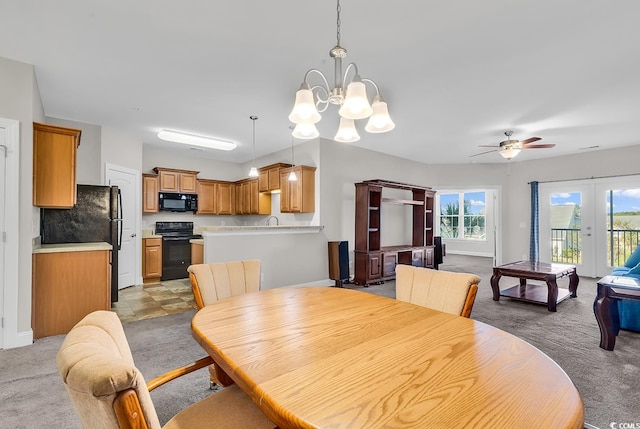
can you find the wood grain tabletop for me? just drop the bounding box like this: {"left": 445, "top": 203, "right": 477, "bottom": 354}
{"left": 191, "top": 286, "right": 584, "bottom": 429}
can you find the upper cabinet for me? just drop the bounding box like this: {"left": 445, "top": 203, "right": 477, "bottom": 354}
{"left": 142, "top": 174, "right": 159, "bottom": 213}
{"left": 258, "top": 163, "right": 292, "bottom": 193}
{"left": 196, "top": 179, "right": 216, "bottom": 214}
{"left": 33, "top": 122, "right": 81, "bottom": 208}
{"left": 153, "top": 167, "right": 198, "bottom": 193}
{"left": 280, "top": 165, "right": 316, "bottom": 213}
{"left": 196, "top": 179, "right": 235, "bottom": 215}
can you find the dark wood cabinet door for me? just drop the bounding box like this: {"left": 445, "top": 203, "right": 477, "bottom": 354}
{"left": 368, "top": 253, "right": 382, "bottom": 279}
{"left": 383, "top": 252, "right": 397, "bottom": 278}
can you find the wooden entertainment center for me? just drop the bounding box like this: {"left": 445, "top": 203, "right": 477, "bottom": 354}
{"left": 354, "top": 179, "right": 439, "bottom": 286}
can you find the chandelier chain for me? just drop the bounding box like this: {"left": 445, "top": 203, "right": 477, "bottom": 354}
{"left": 336, "top": 0, "right": 341, "bottom": 46}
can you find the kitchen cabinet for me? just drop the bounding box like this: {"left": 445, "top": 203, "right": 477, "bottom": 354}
{"left": 191, "top": 241, "right": 203, "bottom": 265}
{"left": 258, "top": 163, "right": 292, "bottom": 192}
{"left": 353, "top": 180, "right": 437, "bottom": 286}
{"left": 32, "top": 249, "right": 110, "bottom": 338}
{"left": 142, "top": 174, "right": 159, "bottom": 213}
{"left": 280, "top": 165, "right": 316, "bottom": 213}
{"left": 215, "top": 181, "right": 235, "bottom": 215}
{"left": 33, "top": 122, "right": 81, "bottom": 208}
{"left": 235, "top": 178, "right": 270, "bottom": 215}
{"left": 153, "top": 167, "right": 199, "bottom": 193}
{"left": 196, "top": 179, "right": 216, "bottom": 214}
{"left": 142, "top": 238, "right": 162, "bottom": 283}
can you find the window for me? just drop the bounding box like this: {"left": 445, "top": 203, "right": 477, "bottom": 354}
{"left": 439, "top": 191, "right": 486, "bottom": 240}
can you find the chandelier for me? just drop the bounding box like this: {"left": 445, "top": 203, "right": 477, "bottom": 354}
{"left": 288, "top": 0, "right": 395, "bottom": 143}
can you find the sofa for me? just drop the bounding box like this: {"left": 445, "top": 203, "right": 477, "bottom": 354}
{"left": 610, "top": 245, "right": 640, "bottom": 332}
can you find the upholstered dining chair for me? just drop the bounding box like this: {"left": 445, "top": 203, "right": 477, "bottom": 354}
{"left": 395, "top": 265, "right": 481, "bottom": 318}
{"left": 187, "top": 259, "right": 261, "bottom": 388}
{"left": 56, "top": 310, "right": 275, "bottom": 429}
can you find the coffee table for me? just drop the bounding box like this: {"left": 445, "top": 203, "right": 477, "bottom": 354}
{"left": 491, "top": 260, "right": 579, "bottom": 312}
{"left": 594, "top": 275, "right": 640, "bottom": 350}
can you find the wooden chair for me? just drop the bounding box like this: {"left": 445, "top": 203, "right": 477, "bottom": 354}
{"left": 187, "top": 259, "right": 261, "bottom": 388}
{"left": 395, "top": 265, "right": 481, "bottom": 318}
{"left": 56, "top": 310, "right": 275, "bottom": 429}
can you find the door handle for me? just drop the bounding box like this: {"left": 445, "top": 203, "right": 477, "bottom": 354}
{"left": 131, "top": 233, "right": 137, "bottom": 238}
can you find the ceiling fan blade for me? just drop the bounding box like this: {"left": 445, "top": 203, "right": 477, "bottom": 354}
{"left": 520, "top": 137, "right": 541, "bottom": 144}
{"left": 470, "top": 149, "right": 498, "bottom": 157}
{"left": 521, "top": 143, "right": 556, "bottom": 149}
{"left": 477, "top": 144, "right": 501, "bottom": 148}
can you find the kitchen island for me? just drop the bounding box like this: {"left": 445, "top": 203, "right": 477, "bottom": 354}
{"left": 200, "top": 225, "right": 329, "bottom": 289}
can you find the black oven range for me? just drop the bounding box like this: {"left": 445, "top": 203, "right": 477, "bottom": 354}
{"left": 155, "top": 221, "right": 202, "bottom": 280}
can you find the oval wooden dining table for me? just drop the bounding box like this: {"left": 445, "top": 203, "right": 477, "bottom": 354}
{"left": 191, "top": 286, "right": 584, "bottom": 429}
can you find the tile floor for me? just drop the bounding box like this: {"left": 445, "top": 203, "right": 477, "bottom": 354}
{"left": 111, "top": 278, "right": 197, "bottom": 323}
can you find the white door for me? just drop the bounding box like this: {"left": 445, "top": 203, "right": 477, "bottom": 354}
{"left": 540, "top": 182, "right": 596, "bottom": 277}
{"left": 106, "top": 164, "right": 140, "bottom": 289}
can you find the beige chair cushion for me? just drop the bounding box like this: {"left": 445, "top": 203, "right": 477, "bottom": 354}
{"left": 187, "top": 260, "right": 260, "bottom": 308}
{"left": 56, "top": 310, "right": 161, "bottom": 429}
{"left": 396, "top": 265, "right": 481, "bottom": 316}
{"left": 164, "top": 384, "right": 274, "bottom": 429}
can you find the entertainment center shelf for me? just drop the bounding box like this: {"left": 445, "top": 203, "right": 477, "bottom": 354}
{"left": 354, "top": 179, "right": 439, "bottom": 286}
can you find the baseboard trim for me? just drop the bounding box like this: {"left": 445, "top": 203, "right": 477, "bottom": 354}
{"left": 445, "top": 250, "right": 494, "bottom": 258}
{"left": 4, "top": 329, "right": 34, "bottom": 349}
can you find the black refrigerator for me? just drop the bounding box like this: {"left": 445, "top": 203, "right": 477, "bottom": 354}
{"left": 40, "top": 184, "right": 122, "bottom": 302}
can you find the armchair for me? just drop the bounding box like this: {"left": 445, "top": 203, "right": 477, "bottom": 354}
{"left": 610, "top": 246, "right": 640, "bottom": 332}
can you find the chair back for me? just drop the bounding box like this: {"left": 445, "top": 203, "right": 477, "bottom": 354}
{"left": 187, "top": 260, "right": 261, "bottom": 309}
{"left": 395, "top": 265, "right": 481, "bottom": 318}
{"left": 56, "top": 310, "right": 161, "bottom": 429}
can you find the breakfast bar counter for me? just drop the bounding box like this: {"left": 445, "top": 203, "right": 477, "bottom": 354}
{"left": 201, "top": 225, "right": 323, "bottom": 236}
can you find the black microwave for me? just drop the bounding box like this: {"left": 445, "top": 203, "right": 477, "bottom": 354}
{"left": 159, "top": 192, "right": 198, "bottom": 212}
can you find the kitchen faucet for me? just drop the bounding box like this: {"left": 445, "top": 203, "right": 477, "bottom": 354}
{"left": 265, "top": 216, "right": 279, "bottom": 226}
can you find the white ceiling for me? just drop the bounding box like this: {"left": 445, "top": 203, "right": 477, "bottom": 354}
{"left": 2, "top": 0, "right": 639, "bottom": 164}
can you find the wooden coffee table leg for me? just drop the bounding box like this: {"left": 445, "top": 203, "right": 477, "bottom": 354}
{"left": 490, "top": 272, "right": 501, "bottom": 301}
{"left": 593, "top": 284, "right": 618, "bottom": 350}
{"left": 568, "top": 270, "right": 579, "bottom": 298}
{"left": 545, "top": 277, "right": 558, "bottom": 312}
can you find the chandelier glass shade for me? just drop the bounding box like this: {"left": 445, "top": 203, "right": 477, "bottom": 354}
{"left": 288, "top": 0, "right": 394, "bottom": 141}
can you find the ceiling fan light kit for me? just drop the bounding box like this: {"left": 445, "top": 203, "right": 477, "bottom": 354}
{"left": 471, "top": 130, "right": 555, "bottom": 160}
{"left": 288, "top": 0, "right": 395, "bottom": 141}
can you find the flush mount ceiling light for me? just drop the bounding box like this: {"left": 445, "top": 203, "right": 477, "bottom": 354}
{"left": 248, "top": 116, "right": 259, "bottom": 177}
{"left": 288, "top": 0, "right": 395, "bottom": 142}
{"left": 157, "top": 130, "right": 236, "bottom": 151}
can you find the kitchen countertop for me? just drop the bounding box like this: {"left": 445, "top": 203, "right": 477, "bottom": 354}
{"left": 201, "top": 225, "right": 324, "bottom": 236}
{"left": 33, "top": 242, "right": 113, "bottom": 254}
{"left": 190, "top": 238, "right": 204, "bottom": 245}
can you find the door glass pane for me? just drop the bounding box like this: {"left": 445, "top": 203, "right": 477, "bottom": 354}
{"left": 440, "top": 193, "right": 459, "bottom": 238}
{"left": 607, "top": 189, "right": 640, "bottom": 268}
{"left": 463, "top": 191, "right": 486, "bottom": 239}
{"left": 550, "top": 192, "right": 581, "bottom": 264}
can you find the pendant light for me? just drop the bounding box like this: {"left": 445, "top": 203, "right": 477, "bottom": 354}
{"left": 248, "top": 115, "right": 259, "bottom": 177}
{"left": 288, "top": 128, "right": 298, "bottom": 181}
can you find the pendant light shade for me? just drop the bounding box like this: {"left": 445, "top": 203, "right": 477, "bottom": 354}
{"left": 248, "top": 167, "right": 259, "bottom": 177}
{"left": 338, "top": 78, "right": 373, "bottom": 120}
{"left": 365, "top": 95, "right": 395, "bottom": 133}
{"left": 288, "top": 169, "right": 298, "bottom": 181}
{"left": 288, "top": 83, "right": 321, "bottom": 124}
{"left": 292, "top": 122, "right": 320, "bottom": 140}
{"left": 334, "top": 118, "right": 360, "bottom": 143}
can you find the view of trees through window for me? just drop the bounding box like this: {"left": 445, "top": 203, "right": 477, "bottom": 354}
{"left": 439, "top": 192, "right": 486, "bottom": 240}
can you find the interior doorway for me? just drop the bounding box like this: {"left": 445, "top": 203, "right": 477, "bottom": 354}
{"left": 106, "top": 163, "right": 140, "bottom": 289}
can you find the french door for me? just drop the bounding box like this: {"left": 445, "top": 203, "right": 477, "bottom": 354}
{"left": 540, "top": 176, "right": 640, "bottom": 278}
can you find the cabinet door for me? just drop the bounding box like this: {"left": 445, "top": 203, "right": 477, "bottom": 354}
{"left": 180, "top": 173, "right": 197, "bottom": 193}
{"left": 383, "top": 252, "right": 397, "bottom": 277}
{"left": 143, "top": 238, "right": 162, "bottom": 279}
{"left": 142, "top": 174, "right": 159, "bottom": 213}
{"left": 280, "top": 170, "right": 291, "bottom": 212}
{"left": 159, "top": 170, "right": 180, "bottom": 192}
{"left": 249, "top": 180, "right": 259, "bottom": 214}
{"left": 424, "top": 247, "right": 435, "bottom": 268}
{"left": 216, "top": 182, "right": 234, "bottom": 215}
{"left": 368, "top": 252, "right": 382, "bottom": 279}
{"left": 412, "top": 248, "right": 425, "bottom": 267}
{"left": 289, "top": 166, "right": 302, "bottom": 212}
{"left": 234, "top": 183, "right": 243, "bottom": 215}
{"left": 258, "top": 170, "right": 269, "bottom": 192}
{"left": 197, "top": 180, "right": 216, "bottom": 214}
{"left": 33, "top": 122, "right": 81, "bottom": 208}
{"left": 268, "top": 167, "right": 281, "bottom": 191}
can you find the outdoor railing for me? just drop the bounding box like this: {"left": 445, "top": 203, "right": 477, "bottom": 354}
{"left": 550, "top": 228, "right": 640, "bottom": 266}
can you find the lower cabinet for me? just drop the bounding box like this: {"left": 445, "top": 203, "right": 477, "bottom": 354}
{"left": 143, "top": 238, "right": 162, "bottom": 283}
{"left": 191, "top": 242, "right": 203, "bottom": 265}
{"left": 32, "top": 249, "right": 111, "bottom": 339}
{"left": 353, "top": 246, "right": 436, "bottom": 286}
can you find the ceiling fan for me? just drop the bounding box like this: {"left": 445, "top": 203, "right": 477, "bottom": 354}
{"left": 471, "top": 131, "right": 555, "bottom": 160}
